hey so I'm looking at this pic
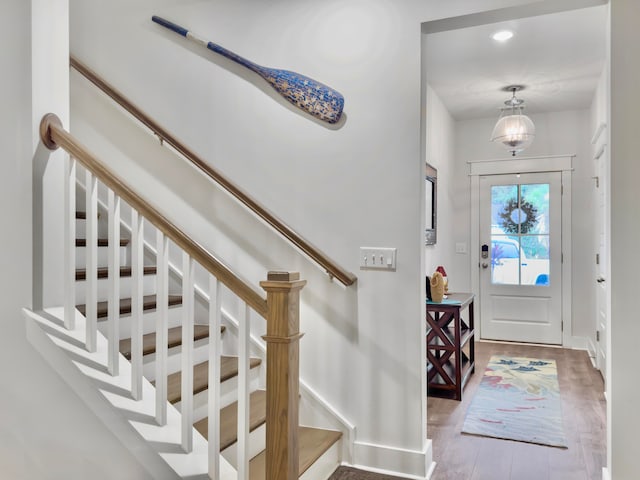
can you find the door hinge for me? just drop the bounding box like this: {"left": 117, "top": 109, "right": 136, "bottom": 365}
{"left": 596, "top": 330, "right": 600, "bottom": 342}
{"left": 561, "top": 321, "right": 564, "bottom": 332}
{"left": 561, "top": 252, "right": 564, "bottom": 264}
{"left": 596, "top": 253, "right": 600, "bottom": 265}
{"left": 561, "top": 184, "right": 564, "bottom": 195}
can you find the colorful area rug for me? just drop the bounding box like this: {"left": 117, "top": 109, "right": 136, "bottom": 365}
{"left": 462, "top": 355, "right": 567, "bottom": 448}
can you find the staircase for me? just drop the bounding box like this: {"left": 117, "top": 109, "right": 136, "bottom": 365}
{"left": 67, "top": 195, "right": 342, "bottom": 480}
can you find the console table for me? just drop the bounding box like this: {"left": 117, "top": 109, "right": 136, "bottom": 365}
{"left": 426, "top": 293, "right": 475, "bottom": 401}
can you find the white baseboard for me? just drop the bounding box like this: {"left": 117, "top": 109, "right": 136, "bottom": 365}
{"left": 602, "top": 467, "right": 610, "bottom": 480}
{"left": 565, "top": 335, "right": 589, "bottom": 351}
{"left": 426, "top": 460, "right": 437, "bottom": 479}
{"left": 587, "top": 338, "right": 597, "bottom": 367}
{"left": 351, "top": 439, "right": 434, "bottom": 480}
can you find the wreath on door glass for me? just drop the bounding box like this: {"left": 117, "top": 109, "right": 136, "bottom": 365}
{"left": 499, "top": 198, "right": 538, "bottom": 234}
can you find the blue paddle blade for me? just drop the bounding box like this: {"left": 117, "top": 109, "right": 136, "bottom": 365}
{"left": 254, "top": 68, "right": 344, "bottom": 124}
{"left": 152, "top": 15, "right": 345, "bottom": 124}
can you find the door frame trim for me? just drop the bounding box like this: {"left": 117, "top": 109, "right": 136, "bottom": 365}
{"left": 469, "top": 154, "right": 577, "bottom": 347}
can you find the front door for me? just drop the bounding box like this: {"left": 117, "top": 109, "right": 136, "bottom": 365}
{"left": 479, "top": 172, "right": 563, "bottom": 344}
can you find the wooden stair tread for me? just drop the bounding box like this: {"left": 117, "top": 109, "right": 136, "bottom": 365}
{"left": 119, "top": 324, "right": 218, "bottom": 360}
{"left": 194, "top": 390, "right": 267, "bottom": 451}
{"left": 164, "top": 357, "right": 262, "bottom": 404}
{"left": 75, "top": 211, "right": 101, "bottom": 220}
{"left": 76, "top": 265, "right": 157, "bottom": 281}
{"left": 248, "top": 426, "right": 342, "bottom": 480}
{"left": 76, "top": 238, "right": 129, "bottom": 247}
{"left": 76, "top": 294, "right": 182, "bottom": 318}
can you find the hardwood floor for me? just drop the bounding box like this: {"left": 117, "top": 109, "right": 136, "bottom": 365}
{"left": 329, "top": 466, "right": 409, "bottom": 480}
{"left": 428, "top": 341, "right": 606, "bottom": 480}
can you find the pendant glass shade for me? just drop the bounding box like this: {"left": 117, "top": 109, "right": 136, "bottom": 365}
{"left": 491, "top": 86, "right": 535, "bottom": 156}
{"left": 491, "top": 109, "right": 535, "bottom": 156}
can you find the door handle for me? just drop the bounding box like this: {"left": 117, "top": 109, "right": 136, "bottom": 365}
{"left": 596, "top": 276, "right": 605, "bottom": 283}
{"left": 481, "top": 262, "right": 489, "bottom": 269}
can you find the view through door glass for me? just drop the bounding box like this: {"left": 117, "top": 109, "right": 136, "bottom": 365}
{"left": 491, "top": 183, "right": 550, "bottom": 286}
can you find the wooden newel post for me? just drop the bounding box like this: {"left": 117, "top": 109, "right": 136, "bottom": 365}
{"left": 260, "top": 271, "right": 306, "bottom": 480}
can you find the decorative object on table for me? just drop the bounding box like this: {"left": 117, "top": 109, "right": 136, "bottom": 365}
{"left": 462, "top": 355, "right": 567, "bottom": 448}
{"left": 435, "top": 265, "right": 448, "bottom": 292}
{"left": 151, "top": 16, "right": 345, "bottom": 125}
{"left": 430, "top": 272, "right": 445, "bottom": 303}
{"left": 490, "top": 85, "right": 535, "bottom": 156}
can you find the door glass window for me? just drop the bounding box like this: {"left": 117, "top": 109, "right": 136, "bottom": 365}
{"left": 490, "top": 183, "right": 550, "bottom": 286}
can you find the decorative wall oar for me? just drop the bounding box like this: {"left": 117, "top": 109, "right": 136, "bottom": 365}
{"left": 151, "top": 16, "right": 345, "bottom": 125}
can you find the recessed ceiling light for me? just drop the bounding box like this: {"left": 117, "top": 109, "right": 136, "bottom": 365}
{"left": 492, "top": 30, "right": 514, "bottom": 42}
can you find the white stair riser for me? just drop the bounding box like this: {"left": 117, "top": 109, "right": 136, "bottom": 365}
{"left": 173, "top": 366, "right": 262, "bottom": 422}
{"left": 75, "top": 274, "right": 157, "bottom": 303}
{"left": 95, "top": 304, "right": 184, "bottom": 339}
{"left": 221, "top": 423, "right": 266, "bottom": 469}
{"left": 76, "top": 219, "right": 85, "bottom": 239}
{"left": 300, "top": 440, "right": 342, "bottom": 480}
{"left": 75, "top": 218, "right": 108, "bottom": 239}
{"left": 76, "top": 246, "right": 128, "bottom": 268}
{"left": 141, "top": 337, "right": 210, "bottom": 380}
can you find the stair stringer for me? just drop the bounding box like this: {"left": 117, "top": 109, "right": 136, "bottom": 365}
{"left": 24, "top": 306, "right": 237, "bottom": 480}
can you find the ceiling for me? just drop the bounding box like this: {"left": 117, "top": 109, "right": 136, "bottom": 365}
{"left": 424, "top": 5, "right": 608, "bottom": 120}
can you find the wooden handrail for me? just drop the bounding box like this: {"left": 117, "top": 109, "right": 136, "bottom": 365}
{"left": 39, "top": 113, "right": 269, "bottom": 319}
{"left": 69, "top": 56, "right": 357, "bottom": 287}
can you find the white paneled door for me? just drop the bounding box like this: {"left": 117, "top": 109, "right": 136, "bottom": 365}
{"left": 479, "top": 172, "right": 563, "bottom": 344}
{"left": 594, "top": 145, "right": 608, "bottom": 382}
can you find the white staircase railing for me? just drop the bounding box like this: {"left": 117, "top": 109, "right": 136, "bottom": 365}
{"left": 36, "top": 113, "right": 306, "bottom": 480}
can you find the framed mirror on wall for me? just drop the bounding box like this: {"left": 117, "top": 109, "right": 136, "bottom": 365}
{"left": 425, "top": 163, "right": 437, "bottom": 245}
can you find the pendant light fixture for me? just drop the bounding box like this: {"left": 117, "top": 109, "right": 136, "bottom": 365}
{"left": 490, "top": 85, "right": 535, "bottom": 156}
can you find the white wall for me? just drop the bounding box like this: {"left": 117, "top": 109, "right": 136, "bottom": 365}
{"left": 11, "top": 0, "right": 624, "bottom": 478}
{"left": 67, "top": 1, "right": 537, "bottom": 476}
{"left": 0, "top": 1, "right": 153, "bottom": 478}
{"left": 69, "top": 0, "right": 436, "bottom": 475}
{"left": 590, "top": 69, "right": 608, "bottom": 140}
{"left": 610, "top": 2, "right": 640, "bottom": 479}
{"left": 32, "top": 0, "right": 68, "bottom": 308}
{"left": 452, "top": 109, "right": 596, "bottom": 343}
{"left": 424, "top": 85, "right": 459, "bottom": 285}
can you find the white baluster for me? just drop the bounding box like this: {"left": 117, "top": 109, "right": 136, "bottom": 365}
{"left": 181, "top": 252, "right": 194, "bottom": 453}
{"left": 85, "top": 170, "right": 98, "bottom": 352}
{"left": 108, "top": 189, "right": 121, "bottom": 376}
{"left": 130, "top": 210, "right": 144, "bottom": 400}
{"left": 237, "top": 303, "right": 251, "bottom": 480}
{"left": 64, "top": 156, "right": 76, "bottom": 330}
{"left": 155, "top": 230, "right": 169, "bottom": 425}
{"left": 208, "top": 276, "right": 222, "bottom": 479}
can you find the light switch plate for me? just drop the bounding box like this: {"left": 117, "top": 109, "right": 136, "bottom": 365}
{"left": 455, "top": 242, "right": 467, "bottom": 254}
{"left": 360, "top": 247, "right": 397, "bottom": 270}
